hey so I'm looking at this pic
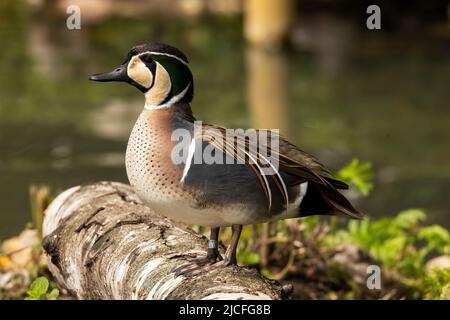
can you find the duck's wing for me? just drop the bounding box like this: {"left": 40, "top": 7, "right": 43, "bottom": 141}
{"left": 198, "top": 124, "right": 363, "bottom": 219}
{"left": 197, "top": 124, "right": 282, "bottom": 211}
{"left": 199, "top": 125, "right": 337, "bottom": 187}
{"left": 277, "top": 136, "right": 349, "bottom": 189}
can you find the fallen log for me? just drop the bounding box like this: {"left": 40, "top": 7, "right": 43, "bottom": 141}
{"left": 42, "top": 182, "right": 282, "bottom": 300}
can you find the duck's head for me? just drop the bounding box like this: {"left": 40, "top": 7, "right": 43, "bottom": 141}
{"left": 90, "top": 43, "right": 193, "bottom": 108}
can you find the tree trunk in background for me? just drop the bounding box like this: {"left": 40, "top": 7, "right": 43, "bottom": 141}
{"left": 244, "top": 0, "right": 294, "bottom": 48}
{"left": 42, "top": 182, "right": 282, "bottom": 300}
{"left": 246, "top": 46, "right": 291, "bottom": 137}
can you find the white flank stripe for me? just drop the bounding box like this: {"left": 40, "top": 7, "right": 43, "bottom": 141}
{"left": 180, "top": 137, "right": 196, "bottom": 183}
{"left": 295, "top": 182, "right": 308, "bottom": 206}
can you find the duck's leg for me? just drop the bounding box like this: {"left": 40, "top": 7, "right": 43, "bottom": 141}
{"left": 222, "top": 224, "right": 242, "bottom": 266}
{"left": 173, "top": 225, "right": 243, "bottom": 276}
{"left": 173, "top": 227, "right": 221, "bottom": 276}
{"left": 206, "top": 227, "right": 221, "bottom": 262}
{"left": 187, "top": 224, "right": 242, "bottom": 273}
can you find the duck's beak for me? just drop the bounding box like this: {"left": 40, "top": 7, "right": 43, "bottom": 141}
{"left": 89, "top": 64, "right": 128, "bottom": 82}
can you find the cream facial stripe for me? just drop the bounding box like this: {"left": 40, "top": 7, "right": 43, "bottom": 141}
{"left": 127, "top": 55, "right": 153, "bottom": 88}
{"left": 144, "top": 62, "right": 172, "bottom": 107}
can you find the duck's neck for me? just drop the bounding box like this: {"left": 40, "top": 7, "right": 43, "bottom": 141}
{"left": 143, "top": 102, "right": 196, "bottom": 123}
{"left": 144, "top": 83, "right": 193, "bottom": 110}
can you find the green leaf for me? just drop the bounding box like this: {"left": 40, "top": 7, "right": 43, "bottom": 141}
{"left": 424, "top": 269, "right": 450, "bottom": 299}
{"left": 47, "top": 288, "right": 60, "bottom": 300}
{"left": 27, "top": 277, "right": 49, "bottom": 299}
{"left": 418, "top": 225, "right": 450, "bottom": 251}
{"left": 260, "top": 268, "right": 273, "bottom": 279}
{"left": 244, "top": 252, "right": 261, "bottom": 265}
{"left": 336, "top": 158, "right": 374, "bottom": 196}
{"left": 394, "top": 209, "right": 427, "bottom": 229}
{"left": 25, "top": 277, "right": 49, "bottom": 300}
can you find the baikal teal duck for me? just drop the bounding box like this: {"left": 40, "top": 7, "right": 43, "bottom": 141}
{"left": 90, "top": 42, "right": 363, "bottom": 274}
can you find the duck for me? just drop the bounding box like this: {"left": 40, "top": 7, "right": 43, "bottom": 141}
{"left": 89, "top": 42, "right": 363, "bottom": 272}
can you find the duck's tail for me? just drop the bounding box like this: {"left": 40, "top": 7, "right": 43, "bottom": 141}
{"left": 299, "top": 181, "right": 364, "bottom": 219}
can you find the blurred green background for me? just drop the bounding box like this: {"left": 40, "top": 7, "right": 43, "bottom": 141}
{"left": 0, "top": 0, "right": 449, "bottom": 240}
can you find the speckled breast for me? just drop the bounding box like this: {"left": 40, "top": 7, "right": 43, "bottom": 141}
{"left": 125, "top": 109, "right": 190, "bottom": 208}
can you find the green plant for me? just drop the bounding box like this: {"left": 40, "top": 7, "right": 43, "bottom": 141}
{"left": 25, "top": 277, "right": 59, "bottom": 300}
{"left": 330, "top": 210, "right": 448, "bottom": 273}
{"left": 423, "top": 269, "right": 450, "bottom": 299}
{"left": 336, "top": 158, "right": 374, "bottom": 196}
{"left": 323, "top": 208, "right": 450, "bottom": 298}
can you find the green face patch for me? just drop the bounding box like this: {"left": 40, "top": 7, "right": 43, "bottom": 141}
{"left": 148, "top": 54, "right": 192, "bottom": 97}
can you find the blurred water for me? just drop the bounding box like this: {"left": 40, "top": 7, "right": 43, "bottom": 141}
{"left": 0, "top": 3, "right": 449, "bottom": 239}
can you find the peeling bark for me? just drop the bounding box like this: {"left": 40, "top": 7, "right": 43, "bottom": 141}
{"left": 42, "top": 182, "right": 282, "bottom": 300}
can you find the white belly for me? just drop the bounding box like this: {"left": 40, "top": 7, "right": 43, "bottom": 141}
{"left": 137, "top": 197, "right": 255, "bottom": 227}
